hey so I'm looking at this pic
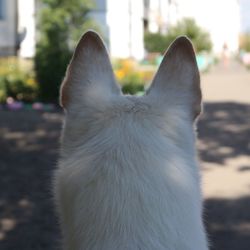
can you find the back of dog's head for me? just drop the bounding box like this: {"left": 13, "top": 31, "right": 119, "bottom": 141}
{"left": 60, "top": 31, "right": 201, "bottom": 161}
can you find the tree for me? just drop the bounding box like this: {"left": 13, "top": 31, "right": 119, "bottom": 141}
{"left": 144, "top": 18, "right": 212, "bottom": 54}
{"left": 144, "top": 32, "right": 170, "bottom": 55}
{"left": 239, "top": 33, "right": 250, "bottom": 52}
{"left": 35, "top": 0, "right": 99, "bottom": 102}
{"left": 169, "top": 18, "right": 212, "bottom": 53}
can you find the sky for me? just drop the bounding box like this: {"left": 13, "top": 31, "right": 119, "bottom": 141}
{"left": 239, "top": 0, "right": 250, "bottom": 32}
{"left": 176, "top": 0, "right": 250, "bottom": 33}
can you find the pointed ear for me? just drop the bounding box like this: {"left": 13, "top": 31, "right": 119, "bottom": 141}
{"left": 60, "top": 30, "right": 120, "bottom": 110}
{"left": 147, "top": 36, "right": 201, "bottom": 120}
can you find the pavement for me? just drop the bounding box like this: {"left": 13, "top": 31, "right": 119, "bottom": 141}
{"left": 200, "top": 62, "right": 250, "bottom": 198}
{"left": 198, "top": 61, "right": 250, "bottom": 249}
{"left": 0, "top": 60, "right": 249, "bottom": 250}
{"left": 202, "top": 61, "right": 250, "bottom": 103}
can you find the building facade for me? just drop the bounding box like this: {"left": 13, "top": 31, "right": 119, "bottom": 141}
{"left": 143, "top": 0, "right": 240, "bottom": 54}
{"left": 0, "top": 0, "right": 241, "bottom": 58}
{"left": 174, "top": 0, "right": 240, "bottom": 53}
{"left": 17, "top": 0, "right": 36, "bottom": 58}
{"left": 0, "top": 0, "right": 17, "bottom": 56}
{"left": 91, "top": 0, "right": 145, "bottom": 60}
{"left": 0, "top": 0, "right": 35, "bottom": 57}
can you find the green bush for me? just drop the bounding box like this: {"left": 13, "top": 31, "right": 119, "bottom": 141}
{"left": 122, "top": 82, "right": 144, "bottom": 95}
{"left": 120, "top": 72, "right": 145, "bottom": 95}
{"left": 113, "top": 59, "right": 146, "bottom": 95}
{"left": 0, "top": 58, "right": 37, "bottom": 103}
{"left": 144, "top": 18, "right": 212, "bottom": 54}
{"left": 0, "top": 77, "right": 7, "bottom": 102}
{"left": 35, "top": 0, "right": 99, "bottom": 102}
{"left": 144, "top": 33, "right": 172, "bottom": 55}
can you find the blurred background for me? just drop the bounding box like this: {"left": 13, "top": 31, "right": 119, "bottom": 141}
{"left": 0, "top": 0, "right": 250, "bottom": 249}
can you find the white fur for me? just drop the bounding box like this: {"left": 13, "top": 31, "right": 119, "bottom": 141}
{"left": 54, "top": 31, "right": 208, "bottom": 250}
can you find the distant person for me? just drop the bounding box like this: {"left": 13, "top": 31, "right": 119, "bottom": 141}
{"left": 221, "top": 43, "right": 230, "bottom": 68}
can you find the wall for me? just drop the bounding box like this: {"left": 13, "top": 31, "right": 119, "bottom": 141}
{"left": 0, "top": 0, "right": 17, "bottom": 56}
{"left": 106, "top": 0, "right": 144, "bottom": 60}
{"left": 17, "top": 0, "right": 36, "bottom": 58}
{"left": 146, "top": 0, "right": 172, "bottom": 34}
{"left": 92, "top": 0, "right": 144, "bottom": 60}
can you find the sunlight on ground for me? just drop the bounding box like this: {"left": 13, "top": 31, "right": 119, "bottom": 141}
{"left": 0, "top": 218, "right": 16, "bottom": 241}
{"left": 202, "top": 155, "right": 250, "bottom": 198}
{"left": 209, "top": 222, "right": 250, "bottom": 236}
{"left": 0, "top": 198, "right": 34, "bottom": 241}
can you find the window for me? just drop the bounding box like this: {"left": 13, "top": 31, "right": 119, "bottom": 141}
{"left": 0, "top": 0, "right": 5, "bottom": 20}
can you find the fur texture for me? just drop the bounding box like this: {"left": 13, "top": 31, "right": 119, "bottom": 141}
{"left": 54, "top": 31, "right": 208, "bottom": 250}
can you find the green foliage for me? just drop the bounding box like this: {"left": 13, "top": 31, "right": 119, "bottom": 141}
{"left": 144, "top": 18, "right": 212, "bottom": 54}
{"left": 0, "top": 58, "right": 37, "bottom": 103}
{"left": 120, "top": 72, "right": 144, "bottom": 95}
{"left": 122, "top": 82, "right": 144, "bottom": 95}
{"left": 170, "top": 18, "right": 212, "bottom": 52}
{"left": 239, "top": 33, "right": 250, "bottom": 52}
{"left": 113, "top": 59, "right": 147, "bottom": 95}
{"left": 35, "top": 0, "right": 99, "bottom": 102}
{"left": 144, "top": 33, "right": 172, "bottom": 55}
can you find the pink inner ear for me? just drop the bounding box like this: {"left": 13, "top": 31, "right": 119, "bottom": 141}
{"left": 146, "top": 36, "right": 201, "bottom": 121}
{"left": 60, "top": 73, "right": 70, "bottom": 109}
{"left": 59, "top": 31, "right": 120, "bottom": 110}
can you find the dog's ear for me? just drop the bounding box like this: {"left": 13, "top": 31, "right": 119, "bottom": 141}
{"left": 60, "top": 30, "right": 120, "bottom": 110}
{"left": 147, "top": 36, "right": 201, "bottom": 120}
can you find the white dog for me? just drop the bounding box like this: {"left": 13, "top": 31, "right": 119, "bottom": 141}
{"left": 54, "top": 31, "right": 208, "bottom": 250}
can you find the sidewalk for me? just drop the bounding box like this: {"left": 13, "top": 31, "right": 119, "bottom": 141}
{"left": 201, "top": 61, "right": 250, "bottom": 103}
{"left": 198, "top": 61, "right": 250, "bottom": 250}
{"left": 199, "top": 61, "right": 250, "bottom": 198}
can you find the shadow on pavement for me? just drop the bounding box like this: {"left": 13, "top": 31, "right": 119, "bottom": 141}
{"left": 198, "top": 102, "right": 250, "bottom": 166}
{"left": 0, "top": 101, "right": 249, "bottom": 249}
{"left": 0, "top": 111, "right": 62, "bottom": 250}
{"left": 205, "top": 196, "right": 250, "bottom": 250}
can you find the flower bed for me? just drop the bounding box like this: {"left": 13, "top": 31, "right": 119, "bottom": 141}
{"left": 113, "top": 59, "right": 156, "bottom": 95}
{"left": 0, "top": 97, "right": 57, "bottom": 111}
{"left": 0, "top": 57, "right": 38, "bottom": 103}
